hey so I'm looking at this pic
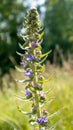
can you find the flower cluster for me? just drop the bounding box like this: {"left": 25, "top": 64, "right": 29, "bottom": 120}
{"left": 37, "top": 116, "right": 48, "bottom": 125}
{"left": 17, "top": 8, "right": 50, "bottom": 130}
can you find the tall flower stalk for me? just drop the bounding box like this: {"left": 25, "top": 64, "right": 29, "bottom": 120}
{"left": 16, "top": 8, "right": 51, "bottom": 130}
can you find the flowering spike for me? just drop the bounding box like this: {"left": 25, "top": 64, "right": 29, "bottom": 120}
{"left": 16, "top": 8, "right": 54, "bottom": 130}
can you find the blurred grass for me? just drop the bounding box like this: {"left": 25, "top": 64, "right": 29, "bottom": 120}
{"left": 0, "top": 64, "right": 73, "bottom": 130}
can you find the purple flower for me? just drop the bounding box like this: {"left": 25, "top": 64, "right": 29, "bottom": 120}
{"left": 31, "top": 42, "right": 38, "bottom": 47}
{"left": 33, "top": 85, "right": 38, "bottom": 89}
{"left": 40, "top": 92, "right": 45, "bottom": 98}
{"left": 25, "top": 89, "right": 32, "bottom": 99}
{"left": 20, "top": 61, "right": 28, "bottom": 67}
{"left": 36, "top": 116, "right": 48, "bottom": 125}
{"left": 25, "top": 69, "right": 33, "bottom": 76}
{"left": 33, "top": 84, "right": 42, "bottom": 91}
{"left": 27, "top": 55, "right": 34, "bottom": 61}
{"left": 25, "top": 89, "right": 32, "bottom": 96}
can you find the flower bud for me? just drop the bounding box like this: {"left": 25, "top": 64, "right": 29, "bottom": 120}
{"left": 25, "top": 69, "right": 33, "bottom": 77}
{"left": 25, "top": 89, "right": 32, "bottom": 99}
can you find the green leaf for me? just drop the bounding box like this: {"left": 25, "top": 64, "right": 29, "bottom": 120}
{"left": 39, "top": 50, "right": 52, "bottom": 64}
{"left": 15, "top": 79, "right": 31, "bottom": 83}
{"left": 39, "top": 55, "right": 48, "bottom": 64}
{"left": 43, "top": 74, "right": 54, "bottom": 83}
{"left": 41, "top": 65, "right": 45, "bottom": 72}
{"left": 17, "top": 106, "right": 30, "bottom": 115}
{"left": 16, "top": 96, "right": 26, "bottom": 101}
{"left": 21, "top": 111, "right": 31, "bottom": 115}
{"left": 19, "top": 34, "right": 28, "bottom": 40}
{"left": 40, "top": 50, "right": 52, "bottom": 58}
{"left": 15, "top": 66, "right": 25, "bottom": 72}
{"left": 37, "top": 32, "right": 44, "bottom": 40}
{"left": 16, "top": 51, "right": 24, "bottom": 56}
{"left": 29, "top": 118, "right": 37, "bottom": 126}
{"left": 37, "top": 65, "right": 45, "bottom": 72}
{"left": 39, "top": 74, "right": 54, "bottom": 83}
{"left": 18, "top": 43, "right": 25, "bottom": 50}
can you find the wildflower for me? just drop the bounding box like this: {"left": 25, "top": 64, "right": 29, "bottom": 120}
{"left": 25, "top": 69, "right": 33, "bottom": 77}
{"left": 27, "top": 55, "right": 34, "bottom": 61}
{"left": 20, "top": 61, "right": 28, "bottom": 67}
{"left": 25, "top": 89, "right": 32, "bottom": 98}
{"left": 36, "top": 116, "right": 48, "bottom": 125}
{"left": 40, "top": 92, "right": 45, "bottom": 98}
{"left": 16, "top": 8, "right": 51, "bottom": 130}
{"left": 25, "top": 89, "right": 31, "bottom": 95}
{"left": 31, "top": 42, "right": 38, "bottom": 47}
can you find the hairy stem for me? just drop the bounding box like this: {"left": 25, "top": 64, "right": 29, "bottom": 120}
{"left": 33, "top": 57, "right": 41, "bottom": 130}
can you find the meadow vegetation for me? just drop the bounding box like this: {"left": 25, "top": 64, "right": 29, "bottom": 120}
{"left": 0, "top": 63, "right": 73, "bottom": 130}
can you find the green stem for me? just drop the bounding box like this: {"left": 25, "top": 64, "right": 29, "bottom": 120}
{"left": 35, "top": 91, "right": 40, "bottom": 117}
{"left": 35, "top": 92, "right": 42, "bottom": 130}
{"left": 33, "top": 62, "right": 42, "bottom": 130}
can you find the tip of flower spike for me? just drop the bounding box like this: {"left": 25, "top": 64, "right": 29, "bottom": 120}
{"left": 29, "top": 8, "right": 38, "bottom": 13}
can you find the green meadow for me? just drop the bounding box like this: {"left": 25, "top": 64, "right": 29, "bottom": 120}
{"left": 0, "top": 65, "right": 73, "bottom": 130}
